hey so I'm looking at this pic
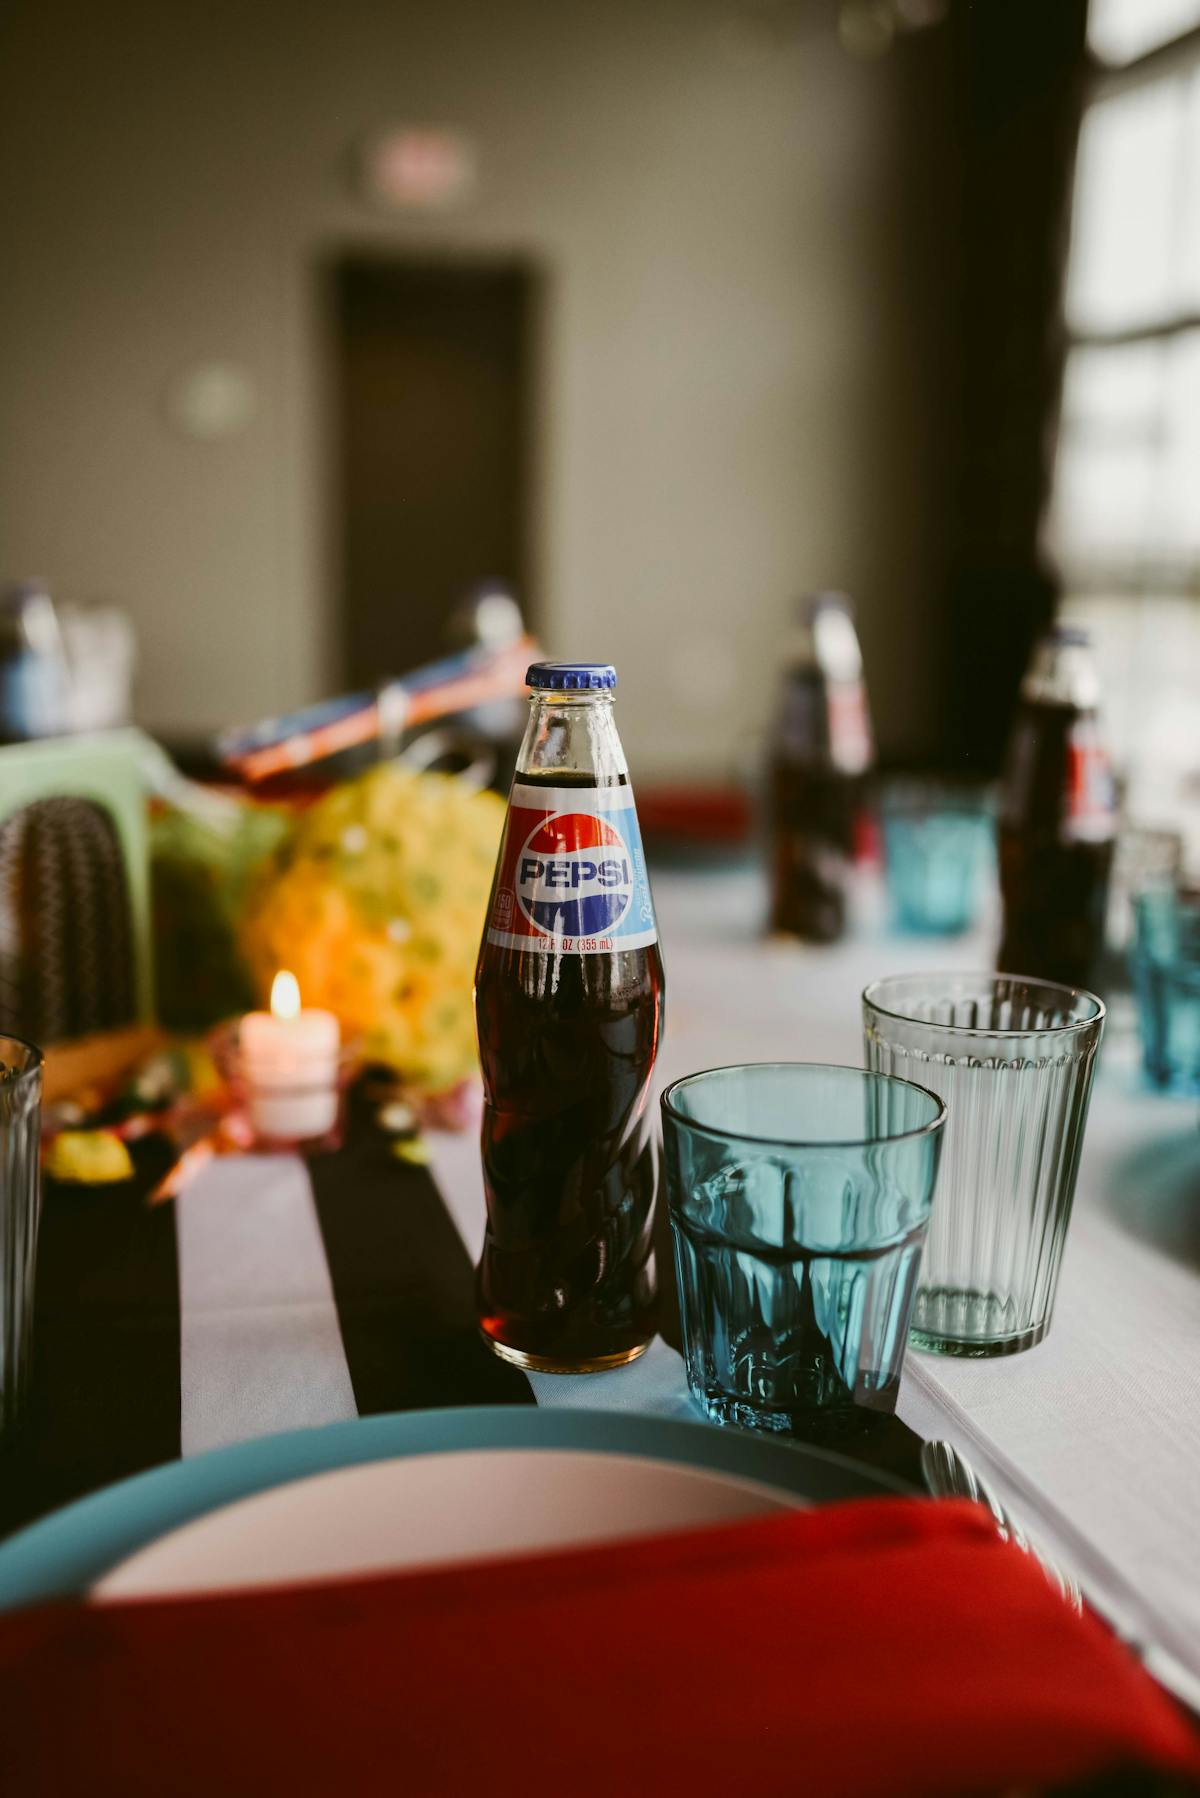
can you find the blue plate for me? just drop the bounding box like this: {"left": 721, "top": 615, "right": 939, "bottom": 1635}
{"left": 0, "top": 1406, "right": 906, "bottom": 1611}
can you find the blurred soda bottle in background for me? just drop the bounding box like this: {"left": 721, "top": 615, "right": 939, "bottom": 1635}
{"left": 768, "top": 592, "right": 873, "bottom": 942}
{"left": 474, "top": 661, "right": 664, "bottom": 1372}
{"left": 998, "top": 625, "right": 1116, "bottom": 990}
{"left": 0, "top": 580, "right": 71, "bottom": 744}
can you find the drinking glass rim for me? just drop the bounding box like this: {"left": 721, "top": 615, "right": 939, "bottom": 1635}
{"left": 0, "top": 1033, "right": 44, "bottom": 1089}
{"left": 862, "top": 973, "right": 1105, "bottom": 1037}
{"left": 660, "top": 1060, "right": 947, "bottom": 1151}
{"left": 880, "top": 795, "right": 992, "bottom": 821}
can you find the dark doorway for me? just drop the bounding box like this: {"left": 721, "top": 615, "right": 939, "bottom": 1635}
{"left": 331, "top": 255, "right": 537, "bottom": 687}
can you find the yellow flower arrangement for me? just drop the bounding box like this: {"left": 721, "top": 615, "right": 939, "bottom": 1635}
{"left": 239, "top": 766, "right": 504, "bottom": 1092}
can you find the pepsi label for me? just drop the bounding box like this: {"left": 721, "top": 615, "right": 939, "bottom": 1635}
{"left": 487, "top": 782, "right": 658, "bottom": 955}
{"left": 1063, "top": 723, "right": 1117, "bottom": 845}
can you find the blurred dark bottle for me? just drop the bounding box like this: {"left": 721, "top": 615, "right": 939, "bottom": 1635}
{"left": 998, "top": 625, "right": 1116, "bottom": 990}
{"left": 0, "top": 580, "right": 71, "bottom": 745}
{"left": 768, "top": 592, "right": 873, "bottom": 941}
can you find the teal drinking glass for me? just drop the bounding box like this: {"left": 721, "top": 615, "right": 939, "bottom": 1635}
{"left": 881, "top": 782, "right": 993, "bottom": 937}
{"left": 1131, "top": 888, "right": 1200, "bottom": 1094}
{"left": 660, "top": 1063, "right": 945, "bottom": 1435}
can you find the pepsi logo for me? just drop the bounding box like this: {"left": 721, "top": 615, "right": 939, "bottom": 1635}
{"left": 516, "top": 812, "right": 634, "bottom": 937}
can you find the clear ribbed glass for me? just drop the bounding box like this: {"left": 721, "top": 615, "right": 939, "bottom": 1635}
{"left": 661, "top": 1064, "right": 945, "bottom": 1435}
{"left": 863, "top": 975, "right": 1104, "bottom": 1358}
{"left": 0, "top": 1036, "right": 43, "bottom": 1435}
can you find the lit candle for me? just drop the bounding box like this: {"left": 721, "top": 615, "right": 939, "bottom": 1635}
{"left": 240, "top": 971, "right": 340, "bottom": 1142}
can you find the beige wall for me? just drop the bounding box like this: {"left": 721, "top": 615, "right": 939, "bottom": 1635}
{"left": 0, "top": 0, "right": 933, "bottom": 777}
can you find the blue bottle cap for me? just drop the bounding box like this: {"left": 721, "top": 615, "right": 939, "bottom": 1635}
{"left": 526, "top": 661, "right": 617, "bottom": 691}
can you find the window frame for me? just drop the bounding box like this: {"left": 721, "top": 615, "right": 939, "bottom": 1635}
{"left": 1046, "top": 12, "right": 1200, "bottom": 600}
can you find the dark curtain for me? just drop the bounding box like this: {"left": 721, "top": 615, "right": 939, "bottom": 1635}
{"left": 935, "top": 0, "right": 1091, "bottom": 777}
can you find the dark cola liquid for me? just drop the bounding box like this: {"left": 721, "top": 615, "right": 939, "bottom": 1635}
{"left": 475, "top": 770, "right": 664, "bottom": 1371}
{"left": 768, "top": 760, "right": 858, "bottom": 943}
{"left": 998, "top": 698, "right": 1114, "bottom": 991}
{"left": 767, "top": 664, "right": 864, "bottom": 943}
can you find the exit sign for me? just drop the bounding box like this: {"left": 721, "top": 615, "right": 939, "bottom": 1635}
{"left": 360, "top": 128, "right": 477, "bottom": 211}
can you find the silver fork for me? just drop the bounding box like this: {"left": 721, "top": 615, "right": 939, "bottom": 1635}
{"left": 920, "top": 1438, "right": 1083, "bottom": 1614}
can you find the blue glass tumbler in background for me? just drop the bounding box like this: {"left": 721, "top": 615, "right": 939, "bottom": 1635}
{"left": 880, "top": 782, "right": 992, "bottom": 936}
{"left": 1131, "top": 887, "right": 1200, "bottom": 1094}
{"left": 660, "top": 1064, "right": 945, "bottom": 1436}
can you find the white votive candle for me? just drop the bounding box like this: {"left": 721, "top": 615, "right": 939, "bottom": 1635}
{"left": 240, "top": 970, "right": 340, "bottom": 1141}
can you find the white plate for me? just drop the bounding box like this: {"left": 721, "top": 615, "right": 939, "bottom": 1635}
{"left": 0, "top": 1409, "right": 900, "bottom": 1612}
{"left": 95, "top": 1447, "right": 798, "bottom": 1600}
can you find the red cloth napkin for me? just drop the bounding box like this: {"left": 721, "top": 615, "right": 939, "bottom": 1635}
{"left": 0, "top": 1497, "right": 1195, "bottom": 1797}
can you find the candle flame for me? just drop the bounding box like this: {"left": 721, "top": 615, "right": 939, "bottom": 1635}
{"left": 270, "top": 970, "right": 302, "bottom": 1021}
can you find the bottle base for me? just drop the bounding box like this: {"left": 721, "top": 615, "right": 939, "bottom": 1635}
{"left": 479, "top": 1329, "right": 652, "bottom": 1375}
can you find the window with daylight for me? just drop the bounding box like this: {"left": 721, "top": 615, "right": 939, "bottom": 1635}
{"left": 1043, "top": 0, "right": 1200, "bottom": 855}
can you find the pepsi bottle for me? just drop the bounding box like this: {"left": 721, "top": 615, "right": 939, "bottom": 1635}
{"left": 0, "top": 580, "right": 71, "bottom": 745}
{"left": 998, "top": 625, "right": 1117, "bottom": 990}
{"left": 768, "top": 593, "right": 873, "bottom": 942}
{"left": 475, "top": 662, "right": 664, "bottom": 1372}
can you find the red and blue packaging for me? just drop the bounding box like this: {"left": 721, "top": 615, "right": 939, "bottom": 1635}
{"left": 486, "top": 782, "right": 658, "bottom": 956}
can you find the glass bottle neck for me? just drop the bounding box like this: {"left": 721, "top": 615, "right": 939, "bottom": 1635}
{"left": 1021, "top": 638, "right": 1101, "bottom": 710}
{"left": 515, "top": 691, "right": 628, "bottom": 783}
{"left": 784, "top": 603, "right": 863, "bottom": 683}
